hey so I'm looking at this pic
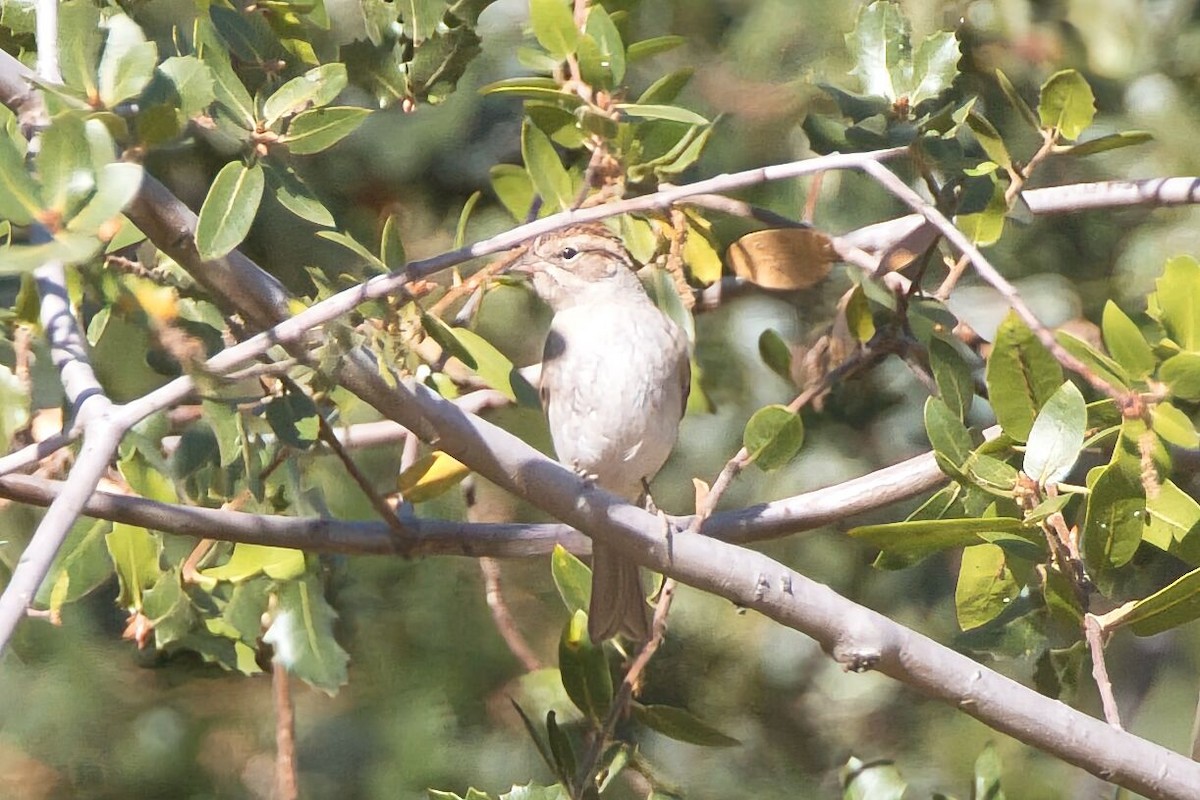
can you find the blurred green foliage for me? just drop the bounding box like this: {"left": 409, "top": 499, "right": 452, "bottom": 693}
{"left": 1, "top": 0, "right": 1200, "bottom": 798}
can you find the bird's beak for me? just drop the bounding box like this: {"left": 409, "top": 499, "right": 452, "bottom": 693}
{"left": 508, "top": 244, "right": 536, "bottom": 276}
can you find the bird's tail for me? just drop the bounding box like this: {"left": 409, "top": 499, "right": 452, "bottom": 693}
{"left": 588, "top": 543, "right": 650, "bottom": 642}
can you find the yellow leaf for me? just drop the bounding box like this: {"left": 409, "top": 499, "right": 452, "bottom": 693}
{"left": 398, "top": 450, "right": 470, "bottom": 503}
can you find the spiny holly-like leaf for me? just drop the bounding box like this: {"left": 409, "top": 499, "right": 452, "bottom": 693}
{"left": 263, "top": 575, "right": 350, "bottom": 695}
{"left": 1150, "top": 255, "right": 1200, "bottom": 351}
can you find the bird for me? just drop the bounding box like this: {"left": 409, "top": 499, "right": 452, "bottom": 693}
{"left": 514, "top": 223, "right": 691, "bottom": 642}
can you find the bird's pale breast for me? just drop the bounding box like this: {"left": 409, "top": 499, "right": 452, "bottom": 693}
{"left": 541, "top": 300, "right": 687, "bottom": 500}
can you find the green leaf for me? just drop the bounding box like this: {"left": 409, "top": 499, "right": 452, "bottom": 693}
{"left": 1101, "top": 301, "right": 1155, "bottom": 378}
{"left": 1152, "top": 402, "right": 1199, "bottom": 450}
{"left": 66, "top": 162, "right": 143, "bottom": 235}
{"left": 38, "top": 113, "right": 91, "bottom": 218}
{"left": 263, "top": 63, "right": 348, "bottom": 127}
{"left": 451, "top": 327, "right": 540, "bottom": 406}
{"left": 1151, "top": 255, "right": 1200, "bottom": 351}
{"left": 1081, "top": 463, "right": 1145, "bottom": 571}
{"left": 0, "top": 132, "right": 43, "bottom": 226}
{"left": 203, "top": 543, "right": 306, "bottom": 583}
{"left": 637, "top": 68, "right": 694, "bottom": 105}
{"left": 743, "top": 404, "right": 804, "bottom": 471}
{"left": 264, "top": 386, "right": 320, "bottom": 449}
{"left": 198, "top": 19, "right": 256, "bottom": 129}
{"left": 559, "top": 609, "right": 612, "bottom": 719}
{"left": 577, "top": 6, "right": 624, "bottom": 88}
{"left": 973, "top": 744, "right": 1006, "bottom": 800}
{"left": 98, "top": 14, "right": 157, "bottom": 107}
{"left": 105, "top": 523, "right": 162, "bottom": 610}
{"left": 758, "top": 329, "right": 793, "bottom": 383}
{"left": 264, "top": 576, "right": 350, "bottom": 695}
{"left": 544, "top": 711, "right": 575, "bottom": 785}
{"left": 154, "top": 56, "right": 217, "bottom": 119}
{"left": 264, "top": 163, "right": 335, "bottom": 227}
{"left": 995, "top": 69, "right": 1040, "bottom": 131}
{"left": 1161, "top": 352, "right": 1200, "bottom": 402}
{"left": 39, "top": 518, "right": 113, "bottom": 612}
{"left": 1144, "top": 479, "right": 1200, "bottom": 563}
{"left": 985, "top": 312, "right": 1064, "bottom": 442}
{"left": 615, "top": 103, "right": 709, "bottom": 125}
{"left": 196, "top": 161, "right": 265, "bottom": 261}
{"left": 1022, "top": 381, "right": 1085, "bottom": 485}
{"left": 909, "top": 30, "right": 960, "bottom": 106}
{"left": 490, "top": 164, "right": 536, "bottom": 222}
{"left": 846, "top": 1, "right": 907, "bottom": 101}
{"left": 454, "top": 191, "right": 482, "bottom": 249}
{"left": 529, "top": 0, "right": 579, "bottom": 59}
{"left": 1037, "top": 69, "right": 1095, "bottom": 141}
{"left": 965, "top": 452, "right": 1020, "bottom": 497}
{"left": 841, "top": 756, "right": 908, "bottom": 800}
{"left": 1060, "top": 130, "right": 1153, "bottom": 156}
{"left": 59, "top": 0, "right": 102, "bottom": 98}
{"left": 956, "top": 174, "right": 1007, "bottom": 245}
{"left": 381, "top": 213, "right": 406, "bottom": 270}
{"left": 521, "top": 118, "right": 574, "bottom": 212}
{"left": 925, "top": 396, "right": 972, "bottom": 470}
{"left": 849, "top": 516, "right": 1031, "bottom": 560}
{"left": 1121, "top": 566, "right": 1200, "bottom": 636}
{"left": 283, "top": 107, "right": 371, "bottom": 155}
{"left": 965, "top": 110, "right": 1012, "bottom": 170}
{"left": 627, "top": 35, "right": 686, "bottom": 62}
{"left": 632, "top": 704, "right": 740, "bottom": 747}
{"left": 551, "top": 544, "right": 591, "bottom": 614}
{"left": 955, "top": 543, "right": 1019, "bottom": 630}
{"left": 929, "top": 337, "right": 973, "bottom": 419}
{"left": 317, "top": 230, "right": 388, "bottom": 271}
{"left": 480, "top": 78, "right": 584, "bottom": 109}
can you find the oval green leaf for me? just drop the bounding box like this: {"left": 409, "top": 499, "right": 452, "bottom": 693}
{"left": 1022, "top": 380, "right": 1085, "bottom": 486}
{"left": 283, "top": 107, "right": 371, "bottom": 155}
{"left": 196, "top": 160, "right": 264, "bottom": 261}
{"left": 743, "top": 404, "right": 804, "bottom": 471}
{"left": 1037, "top": 69, "right": 1095, "bottom": 141}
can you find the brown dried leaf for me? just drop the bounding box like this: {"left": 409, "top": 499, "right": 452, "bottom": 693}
{"left": 727, "top": 228, "right": 835, "bottom": 290}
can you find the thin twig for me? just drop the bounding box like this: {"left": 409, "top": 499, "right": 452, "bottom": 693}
{"left": 858, "top": 159, "right": 1124, "bottom": 401}
{"left": 479, "top": 557, "right": 542, "bottom": 671}
{"left": 576, "top": 578, "right": 679, "bottom": 795}
{"left": 936, "top": 130, "right": 1058, "bottom": 299}
{"left": 1085, "top": 613, "right": 1124, "bottom": 730}
{"left": 272, "top": 659, "right": 299, "bottom": 800}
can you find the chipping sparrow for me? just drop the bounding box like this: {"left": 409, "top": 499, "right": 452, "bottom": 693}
{"left": 515, "top": 224, "right": 691, "bottom": 642}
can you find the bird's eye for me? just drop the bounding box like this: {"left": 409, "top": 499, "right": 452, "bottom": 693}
{"left": 560, "top": 246, "right": 580, "bottom": 261}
